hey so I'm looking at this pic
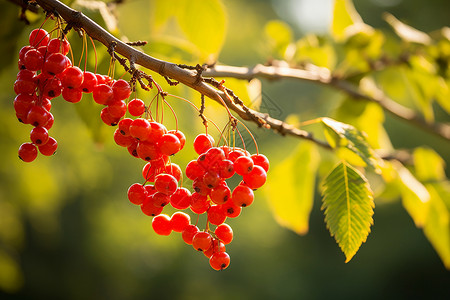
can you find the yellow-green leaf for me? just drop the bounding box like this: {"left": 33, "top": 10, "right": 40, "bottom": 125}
{"left": 423, "top": 184, "right": 450, "bottom": 269}
{"left": 264, "top": 142, "right": 320, "bottom": 235}
{"left": 331, "top": 0, "right": 363, "bottom": 42}
{"left": 393, "top": 161, "right": 430, "bottom": 227}
{"left": 264, "top": 20, "right": 293, "bottom": 59}
{"left": 177, "top": 0, "right": 227, "bottom": 61}
{"left": 321, "top": 117, "right": 379, "bottom": 171}
{"left": 413, "top": 147, "right": 446, "bottom": 182}
{"left": 322, "top": 162, "right": 374, "bottom": 262}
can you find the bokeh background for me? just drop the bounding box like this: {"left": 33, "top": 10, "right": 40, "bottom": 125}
{"left": 1, "top": 0, "right": 449, "bottom": 299}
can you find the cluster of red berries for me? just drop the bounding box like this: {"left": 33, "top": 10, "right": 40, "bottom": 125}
{"left": 14, "top": 28, "right": 134, "bottom": 162}
{"left": 15, "top": 27, "right": 271, "bottom": 272}
{"left": 127, "top": 132, "right": 269, "bottom": 270}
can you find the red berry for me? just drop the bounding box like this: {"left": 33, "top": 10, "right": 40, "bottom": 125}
{"left": 47, "top": 38, "right": 70, "bottom": 55}
{"left": 168, "top": 130, "right": 186, "bottom": 150}
{"left": 38, "top": 137, "right": 57, "bottom": 156}
{"left": 93, "top": 83, "right": 114, "bottom": 105}
{"left": 43, "top": 53, "right": 68, "bottom": 76}
{"left": 210, "top": 183, "right": 231, "bottom": 205}
{"left": 127, "top": 140, "right": 139, "bottom": 158}
{"left": 193, "top": 133, "right": 214, "bottom": 154}
{"left": 192, "top": 178, "right": 210, "bottom": 196}
{"left": 136, "top": 141, "right": 161, "bottom": 161}
{"left": 204, "top": 239, "right": 226, "bottom": 258}
{"left": 107, "top": 100, "right": 127, "bottom": 119}
{"left": 19, "top": 46, "right": 32, "bottom": 62}
{"left": 14, "top": 78, "right": 37, "bottom": 95}
{"left": 118, "top": 118, "right": 133, "bottom": 136}
{"left": 170, "top": 187, "right": 191, "bottom": 209}
{"left": 185, "top": 160, "right": 205, "bottom": 180}
{"left": 170, "top": 211, "right": 190, "bottom": 232}
{"left": 203, "top": 172, "right": 221, "bottom": 189}
{"left": 30, "top": 126, "right": 49, "bottom": 145}
{"left": 112, "top": 79, "right": 131, "bottom": 101}
{"left": 154, "top": 173, "right": 178, "bottom": 195}
{"left": 165, "top": 163, "right": 182, "bottom": 182}
{"left": 157, "top": 133, "right": 181, "bottom": 156}
{"left": 251, "top": 153, "right": 269, "bottom": 171}
{"left": 207, "top": 205, "right": 227, "bottom": 226}
{"left": 129, "top": 118, "right": 151, "bottom": 140}
{"left": 190, "top": 192, "right": 210, "bottom": 214}
{"left": 113, "top": 128, "right": 135, "bottom": 147}
{"left": 152, "top": 214, "right": 172, "bottom": 236}
{"left": 232, "top": 185, "right": 254, "bottom": 207}
{"left": 209, "top": 251, "right": 230, "bottom": 270}
{"left": 222, "top": 200, "right": 242, "bottom": 218}
{"left": 23, "top": 49, "right": 44, "bottom": 71}
{"left": 62, "top": 87, "right": 83, "bottom": 103}
{"left": 40, "top": 76, "right": 62, "bottom": 98}
{"left": 127, "top": 98, "right": 146, "bottom": 116}
{"left": 127, "top": 183, "right": 148, "bottom": 205}
{"left": 151, "top": 192, "right": 170, "bottom": 207}
{"left": 205, "top": 147, "right": 225, "bottom": 165}
{"left": 100, "top": 107, "right": 120, "bottom": 126}
{"left": 234, "top": 156, "right": 254, "bottom": 175}
{"left": 228, "top": 149, "right": 245, "bottom": 162}
{"left": 80, "top": 71, "right": 98, "bottom": 93}
{"left": 181, "top": 224, "right": 199, "bottom": 245}
{"left": 27, "top": 105, "right": 49, "bottom": 127}
{"left": 148, "top": 122, "right": 167, "bottom": 143}
{"left": 218, "top": 159, "right": 235, "bottom": 179}
{"left": 215, "top": 223, "right": 233, "bottom": 244}
{"left": 60, "top": 66, "right": 84, "bottom": 89}
{"left": 18, "top": 143, "right": 38, "bottom": 162}
{"left": 140, "top": 197, "right": 163, "bottom": 216}
{"left": 242, "top": 165, "right": 267, "bottom": 189}
{"left": 29, "top": 28, "right": 49, "bottom": 47}
{"left": 192, "top": 231, "right": 213, "bottom": 251}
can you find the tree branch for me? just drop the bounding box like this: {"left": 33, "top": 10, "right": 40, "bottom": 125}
{"left": 204, "top": 64, "right": 450, "bottom": 142}
{"left": 31, "top": 0, "right": 332, "bottom": 150}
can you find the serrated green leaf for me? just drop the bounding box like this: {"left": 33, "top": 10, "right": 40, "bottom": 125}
{"left": 331, "top": 0, "right": 363, "bottom": 42}
{"left": 423, "top": 183, "right": 450, "bottom": 269}
{"left": 177, "top": 0, "right": 227, "bottom": 61}
{"left": 322, "top": 162, "right": 374, "bottom": 262}
{"left": 321, "top": 117, "right": 379, "bottom": 171}
{"left": 393, "top": 161, "right": 430, "bottom": 227}
{"left": 264, "top": 142, "right": 319, "bottom": 235}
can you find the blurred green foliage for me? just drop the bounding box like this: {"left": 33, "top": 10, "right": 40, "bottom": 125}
{"left": 1, "top": 0, "right": 450, "bottom": 299}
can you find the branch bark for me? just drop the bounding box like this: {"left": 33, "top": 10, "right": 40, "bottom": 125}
{"left": 204, "top": 64, "right": 450, "bottom": 142}
{"left": 33, "top": 0, "right": 331, "bottom": 149}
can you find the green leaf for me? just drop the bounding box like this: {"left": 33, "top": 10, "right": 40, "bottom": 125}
{"left": 413, "top": 147, "right": 446, "bottom": 182}
{"left": 393, "top": 161, "right": 430, "bottom": 227}
{"left": 264, "top": 142, "right": 320, "bottom": 235}
{"left": 321, "top": 117, "right": 379, "bottom": 171}
{"left": 331, "top": 0, "right": 363, "bottom": 42}
{"left": 321, "top": 162, "right": 374, "bottom": 262}
{"left": 423, "top": 183, "right": 450, "bottom": 269}
{"left": 177, "top": 0, "right": 227, "bottom": 60}
{"left": 264, "top": 20, "right": 293, "bottom": 59}
{"left": 294, "top": 34, "right": 337, "bottom": 69}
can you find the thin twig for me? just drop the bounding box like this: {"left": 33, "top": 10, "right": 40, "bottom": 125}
{"left": 203, "top": 64, "right": 450, "bottom": 142}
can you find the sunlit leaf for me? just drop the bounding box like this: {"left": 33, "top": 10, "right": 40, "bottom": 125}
{"left": 322, "top": 162, "right": 374, "bottom": 262}
{"left": 321, "top": 117, "right": 379, "bottom": 171}
{"left": 177, "top": 0, "right": 227, "bottom": 61}
{"left": 331, "top": 0, "right": 363, "bottom": 42}
{"left": 393, "top": 161, "right": 430, "bottom": 227}
{"left": 264, "top": 142, "right": 319, "bottom": 235}
{"left": 383, "top": 12, "right": 431, "bottom": 45}
{"left": 294, "top": 34, "right": 337, "bottom": 69}
{"left": 423, "top": 184, "right": 450, "bottom": 269}
{"left": 264, "top": 20, "right": 293, "bottom": 59}
{"left": 413, "top": 147, "right": 446, "bottom": 182}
